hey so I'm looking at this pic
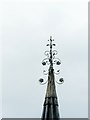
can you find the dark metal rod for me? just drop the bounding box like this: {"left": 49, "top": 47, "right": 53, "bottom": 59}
{"left": 49, "top": 36, "right": 53, "bottom": 67}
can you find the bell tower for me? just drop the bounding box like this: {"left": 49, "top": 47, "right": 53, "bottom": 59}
{"left": 39, "top": 36, "right": 64, "bottom": 119}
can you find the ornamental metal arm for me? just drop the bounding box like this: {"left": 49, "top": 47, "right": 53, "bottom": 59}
{"left": 39, "top": 78, "right": 48, "bottom": 85}
{"left": 56, "top": 78, "right": 64, "bottom": 84}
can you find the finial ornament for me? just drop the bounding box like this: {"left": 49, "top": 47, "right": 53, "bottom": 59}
{"left": 39, "top": 36, "right": 64, "bottom": 85}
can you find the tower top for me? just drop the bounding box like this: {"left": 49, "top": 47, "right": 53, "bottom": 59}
{"left": 39, "top": 36, "right": 64, "bottom": 119}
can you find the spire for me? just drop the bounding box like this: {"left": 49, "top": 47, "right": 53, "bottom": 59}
{"left": 39, "top": 36, "right": 64, "bottom": 120}
{"left": 45, "top": 36, "right": 57, "bottom": 98}
{"left": 45, "top": 66, "right": 57, "bottom": 98}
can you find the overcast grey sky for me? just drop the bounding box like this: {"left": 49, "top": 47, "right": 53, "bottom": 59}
{"left": 0, "top": 0, "right": 88, "bottom": 118}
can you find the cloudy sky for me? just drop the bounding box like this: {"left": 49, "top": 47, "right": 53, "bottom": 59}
{"left": 0, "top": 0, "right": 88, "bottom": 118}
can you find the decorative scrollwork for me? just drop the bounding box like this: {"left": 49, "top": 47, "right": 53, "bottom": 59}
{"left": 53, "top": 50, "right": 58, "bottom": 55}
{"left": 44, "top": 51, "right": 50, "bottom": 58}
{"left": 52, "top": 50, "right": 58, "bottom": 59}
{"left": 39, "top": 78, "right": 48, "bottom": 85}
{"left": 56, "top": 78, "right": 64, "bottom": 84}
{"left": 53, "top": 58, "right": 61, "bottom": 65}
{"left": 54, "top": 69, "right": 60, "bottom": 75}
{"left": 39, "top": 36, "right": 64, "bottom": 85}
{"left": 42, "top": 58, "right": 50, "bottom": 66}
{"left": 43, "top": 70, "right": 48, "bottom": 75}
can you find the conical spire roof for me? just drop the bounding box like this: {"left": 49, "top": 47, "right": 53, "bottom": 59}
{"left": 45, "top": 66, "right": 57, "bottom": 98}
{"left": 41, "top": 66, "right": 60, "bottom": 119}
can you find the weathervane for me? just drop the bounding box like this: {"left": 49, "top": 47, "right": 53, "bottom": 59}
{"left": 39, "top": 36, "right": 64, "bottom": 85}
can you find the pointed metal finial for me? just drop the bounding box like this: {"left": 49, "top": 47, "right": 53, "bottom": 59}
{"left": 39, "top": 36, "right": 64, "bottom": 85}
